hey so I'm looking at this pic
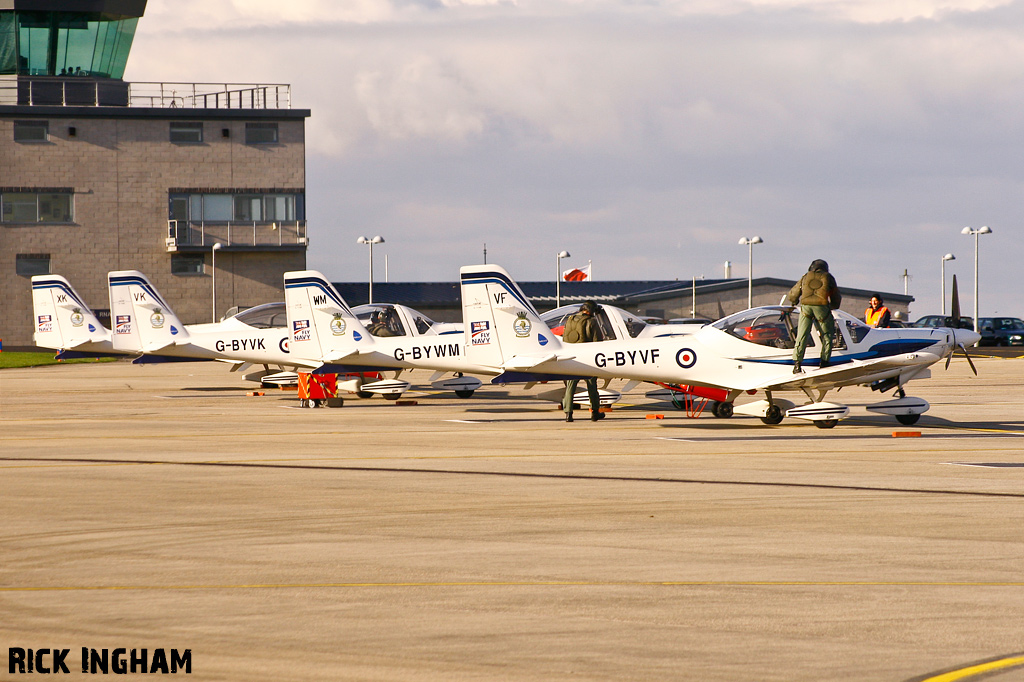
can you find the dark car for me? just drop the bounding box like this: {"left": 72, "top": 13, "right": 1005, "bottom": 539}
{"left": 911, "top": 314, "right": 974, "bottom": 330}
{"left": 978, "top": 317, "right": 1024, "bottom": 346}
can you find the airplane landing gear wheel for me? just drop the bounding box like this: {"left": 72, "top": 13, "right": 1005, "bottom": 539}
{"left": 896, "top": 413, "right": 920, "bottom": 425}
{"left": 455, "top": 390, "right": 475, "bottom": 399}
{"left": 713, "top": 401, "right": 734, "bottom": 418}
{"left": 357, "top": 391, "right": 374, "bottom": 399}
{"left": 761, "top": 404, "right": 784, "bottom": 425}
{"left": 813, "top": 419, "right": 838, "bottom": 429}
{"left": 383, "top": 393, "right": 401, "bottom": 401}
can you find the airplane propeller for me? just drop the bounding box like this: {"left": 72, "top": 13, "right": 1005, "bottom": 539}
{"left": 944, "top": 275, "right": 978, "bottom": 375}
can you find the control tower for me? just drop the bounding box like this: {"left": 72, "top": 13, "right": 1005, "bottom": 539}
{"left": 1, "top": 0, "right": 311, "bottom": 347}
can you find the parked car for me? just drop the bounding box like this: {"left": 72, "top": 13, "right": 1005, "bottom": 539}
{"left": 911, "top": 314, "right": 974, "bottom": 330}
{"left": 978, "top": 317, "right": 1024, "bottom": 346}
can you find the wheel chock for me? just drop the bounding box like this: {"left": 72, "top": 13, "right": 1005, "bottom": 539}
{"left": 646, "top": 414, "right": 665, "bottom": 420}
{"left": 892, "top": 431, "right": 922, "bottom": 438}
{"left": 395, "top": 400, "right": 418, "bottom": 406}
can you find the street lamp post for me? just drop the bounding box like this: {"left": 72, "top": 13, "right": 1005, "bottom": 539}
{"left": 737, "top": 236, "right": 763, "bottom": 309}
{"left": 556, "top": 250, "right": 570, "bottom": 308}
{"left": 941, "top": 253, "right": 955, "bottom": 316}
{"left": 357, "top": 235, "right": 385, "bottom": 304}
{"left": 211, "top": 242, "right": 222, "bottom": 323}
{"left": 960, "top": 226, "right": 992, "bottom": 332}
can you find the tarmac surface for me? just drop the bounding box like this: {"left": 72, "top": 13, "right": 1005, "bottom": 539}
{"left": 2, "top": 355, "right": 1023, "bottom": 681}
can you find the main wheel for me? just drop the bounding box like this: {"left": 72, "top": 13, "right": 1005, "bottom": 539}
{"left": 383, "top": 393, "right": 401, "bottom": 401}
{"left": 761, "top": 404, "right": 784, "bottom": 425}
{"left": 455, "top": 389, "right": 475, "bottom": 399}
{"left": 713, "top": 401, "right": 734, "bottom": 418}
{"left": 896, "top": 413, "right": 920, "bottom": 425}
{"left": 813, "top": 419, "right": 838, "bottom": 429}
{"left": 356, "top": 391, "right": 374, "bottom": 399}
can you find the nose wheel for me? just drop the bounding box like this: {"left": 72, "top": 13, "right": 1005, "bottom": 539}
{"left": 761, "top": 404, "right": 784, "bottom": 425}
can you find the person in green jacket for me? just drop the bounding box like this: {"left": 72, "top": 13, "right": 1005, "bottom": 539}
{"left": 786, "top": 259, "right": 841, "bottom": 373}
{"left": 560, "top": 300, "right": 604, "bottom": 422}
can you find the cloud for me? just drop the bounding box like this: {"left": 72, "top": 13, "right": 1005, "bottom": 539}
{"left": 131, "top": 0, "right": 1024, "bottom": 316}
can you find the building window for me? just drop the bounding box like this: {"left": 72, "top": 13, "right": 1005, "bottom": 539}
{"left": 168, "top": 191, "right": 304, "bottom": 223}
{"left": 245, "top": 122, "right": 278, "bottom": 144}
{"left": 170, "top": 121, "right": 204, "bottom": 143}
{"left": 171, "top": 254, "right": 205, "bottom": 275}
{"left": 1, "top": 190, "right": 73, "bottom": 223}
{"left": 14, "top": 120, "right": 48, "bottom": 142}
{"left": 16, "top": 253, "right": 50, "bottom": 276}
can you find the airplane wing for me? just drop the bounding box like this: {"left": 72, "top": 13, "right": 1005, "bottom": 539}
{"left": 502, "top": 353, "right": 560, "bottom": 370}
{"left": 750, "top": 353, "right": 942, "bottom": 392}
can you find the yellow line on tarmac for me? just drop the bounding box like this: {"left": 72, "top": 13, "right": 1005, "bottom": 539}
{"left": 5, "top": 580, "right": 1024, "bottom": 593}
{"left": 916, "top": 655, "right": 1024, "bottom": 681}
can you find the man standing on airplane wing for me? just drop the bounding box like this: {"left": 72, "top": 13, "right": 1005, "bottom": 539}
{"left": 787, "top": 259, "right": 841, "bottom": 374}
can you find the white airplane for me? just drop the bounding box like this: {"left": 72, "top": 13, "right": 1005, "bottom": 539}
{"left": 106, "top": 270, "right": 311, "bottom": 381}
{"left": 284, "top": 270, "right": 489, "bottom": 398}
{"left": 460, "top": 264, "right": 982, "bottom": 428}
{"left": 31, "top": 274, "right": 116, "bottom": 358}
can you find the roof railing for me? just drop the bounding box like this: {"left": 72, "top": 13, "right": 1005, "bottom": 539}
{"left": 0, "top": 77, "right": 291, "bottom": 109}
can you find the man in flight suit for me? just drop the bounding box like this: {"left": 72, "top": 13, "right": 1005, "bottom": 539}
{"left": 786, "top": 259, "right": 841, "bottom": 373}
{"left": 560, "top": 300, "right": 604, "bottom": 422}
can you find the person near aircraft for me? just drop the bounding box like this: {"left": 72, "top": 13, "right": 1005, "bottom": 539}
{"left": 864, "top": 294, "right": 891, "bottom": 328}
{"left": 786, "top": 259, "right": 841, "bottom": 373}
{"left": 561, "top": 300, "right": 605, "bottom": 422}
{"left": 367, "top": 309, "right": 399, "bottom": 337}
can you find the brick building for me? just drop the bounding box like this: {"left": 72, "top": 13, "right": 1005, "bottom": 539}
{"left": 0, "top": 0, "right": 310, "bottom": 347}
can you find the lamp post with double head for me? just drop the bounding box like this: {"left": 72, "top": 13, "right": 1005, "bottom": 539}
{"left": 960, "top": 226, "right": 992, "bottom": 332}
{"left": 737, "top": 236, "right": 763, "bottom": 309}
{"left": 556, "top": 250, "right": 570, "bottom": 308}
{"left": 357, "top": 235, "right": 385, "bottom": 304}
{"left": 941, "top": 253, "right": 955, "bottom": 316}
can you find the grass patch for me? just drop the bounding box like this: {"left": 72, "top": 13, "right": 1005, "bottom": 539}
{"left": 0, "top": 352, "right": 119, "bottom": 369}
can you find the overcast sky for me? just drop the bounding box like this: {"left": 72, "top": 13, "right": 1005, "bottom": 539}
{"left": 129, "top": 0, "right": 1023, "bottom": 318}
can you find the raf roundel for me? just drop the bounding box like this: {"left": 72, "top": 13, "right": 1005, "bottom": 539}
{"left": 675, "top": 348, "right": 697, "bottom": 369}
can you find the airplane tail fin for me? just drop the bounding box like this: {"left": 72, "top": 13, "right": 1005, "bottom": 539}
{"left": 31, "top": 275, "right": 108, "bottom": 349}
{"left": 107, "top": 270, "right": 191, "bottom": 353}
{"left": 284, "top": 270, "right": 374, "bottom": 363}
{"left": 460, "top": 264, "right": 563, "bottom": 370}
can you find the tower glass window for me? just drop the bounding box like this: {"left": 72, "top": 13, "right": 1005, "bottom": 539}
{"left": 1, "top": 10, "right": 139, "bottom": 77}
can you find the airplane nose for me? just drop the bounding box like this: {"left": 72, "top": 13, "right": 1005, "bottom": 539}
{"left": 959, "top": 329, "right": 982, "bottom": 348}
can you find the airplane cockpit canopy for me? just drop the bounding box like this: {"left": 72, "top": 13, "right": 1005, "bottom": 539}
{"left": 354, "top": 304, "right": 411, "bottom": 337}
{"left": 229, "top": 302, "right": 287, "bottom": 329}
{"left": 713, "top": 307, "right": 796, "bottom": 349}
{"left": 713, "top": 306, "right": 872, "bottom": 350}
{"left": 541, "top": 304, "right": 649, "bottom": 341}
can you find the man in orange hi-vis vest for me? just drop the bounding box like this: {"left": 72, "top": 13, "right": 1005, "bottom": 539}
{"left": 864, "top": 294, "right": 891, "bottom": 328}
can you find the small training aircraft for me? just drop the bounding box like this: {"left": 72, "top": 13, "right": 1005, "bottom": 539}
{"left": 460, "top": 264, "right": 981, "bottom": 428}
{"left": 106, "top": 270, "right": 309, "bottom": 381}
{"left": 283, "top": 270, "right": 490, "bottom": 397}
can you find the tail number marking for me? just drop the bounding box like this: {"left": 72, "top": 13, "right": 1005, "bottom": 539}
{"left": 595, "top": 349, "right": 660, "bottom": 368}
{"left": 395, "top": 344, "right": 461, "bottom": 361}
{"left": 215, "top": 338, "right": 268, "bottom": 353}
